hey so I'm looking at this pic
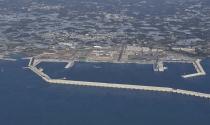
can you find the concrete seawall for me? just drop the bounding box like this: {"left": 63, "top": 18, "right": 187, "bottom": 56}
{"left": 28, "top": 57, "right": 210, "bottom": 99}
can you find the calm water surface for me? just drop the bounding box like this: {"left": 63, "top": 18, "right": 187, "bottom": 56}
{"left": 38, "top": 59, "right": 210, "bottom": 93}
{"left": 0, "top": 59, "right": 210, "bottom": 125}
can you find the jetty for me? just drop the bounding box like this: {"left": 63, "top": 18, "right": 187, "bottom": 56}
{"left": 28, "top": 57, "right": 210, "bottom": 99}
{"left": 65, "top": 61, "right": 75, "bottom": 69}
{"left": 182, "top": 59, "right": 206, "bottom": 78}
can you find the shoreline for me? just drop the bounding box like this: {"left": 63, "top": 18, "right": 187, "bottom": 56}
{"left": 0, "top": 58, "right": 17, "bottom": 61}
{"left": 29, "top": 57, "right": 206, "bottom": 79}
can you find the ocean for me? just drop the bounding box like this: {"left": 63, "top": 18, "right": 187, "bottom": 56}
{"left": 0, "top": 59, "right": 210, "bottom": 125}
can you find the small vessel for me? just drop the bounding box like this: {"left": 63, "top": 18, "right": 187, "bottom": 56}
{"left": 62, "top": 77, "right": 67, "bottom": 80}
{"left": 93, "top": 65, "right": 102, "bottom": 69}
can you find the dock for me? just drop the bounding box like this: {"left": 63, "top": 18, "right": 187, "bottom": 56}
{"left": 28, "top": 57, "right": 210, "bottom": 99}
{"left": 182, "top": 59, "right": 206, "bottom": 78}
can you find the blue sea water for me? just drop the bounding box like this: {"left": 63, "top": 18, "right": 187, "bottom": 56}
{"left": 38, "top": 59, "right": 210, "bottom": 93}
{"left": 0, "top": 59, "right": 210, "bottom": 125}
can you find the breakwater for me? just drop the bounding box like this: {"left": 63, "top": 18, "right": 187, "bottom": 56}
{"left": 182, "top": 59, "right": 206, "bottom": 78}
{"left": 28, "top": 57, "right": 210, "bottom": 99}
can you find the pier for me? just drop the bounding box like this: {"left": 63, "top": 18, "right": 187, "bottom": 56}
{"left": 182, "top": 59, "right": 206, "bottom": 78}
{"left": 153, "top": 61, "right": 165, "bottom": 72}
{"left": 65, "top": 61, "right": 75, "bottom": 69}
{"left": 28, "top": 57, "right": 210, "bottom": 99}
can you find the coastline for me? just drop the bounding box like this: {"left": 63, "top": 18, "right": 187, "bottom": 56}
{"left": 0, "top": 57, "right": 17, "bottom": 61}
